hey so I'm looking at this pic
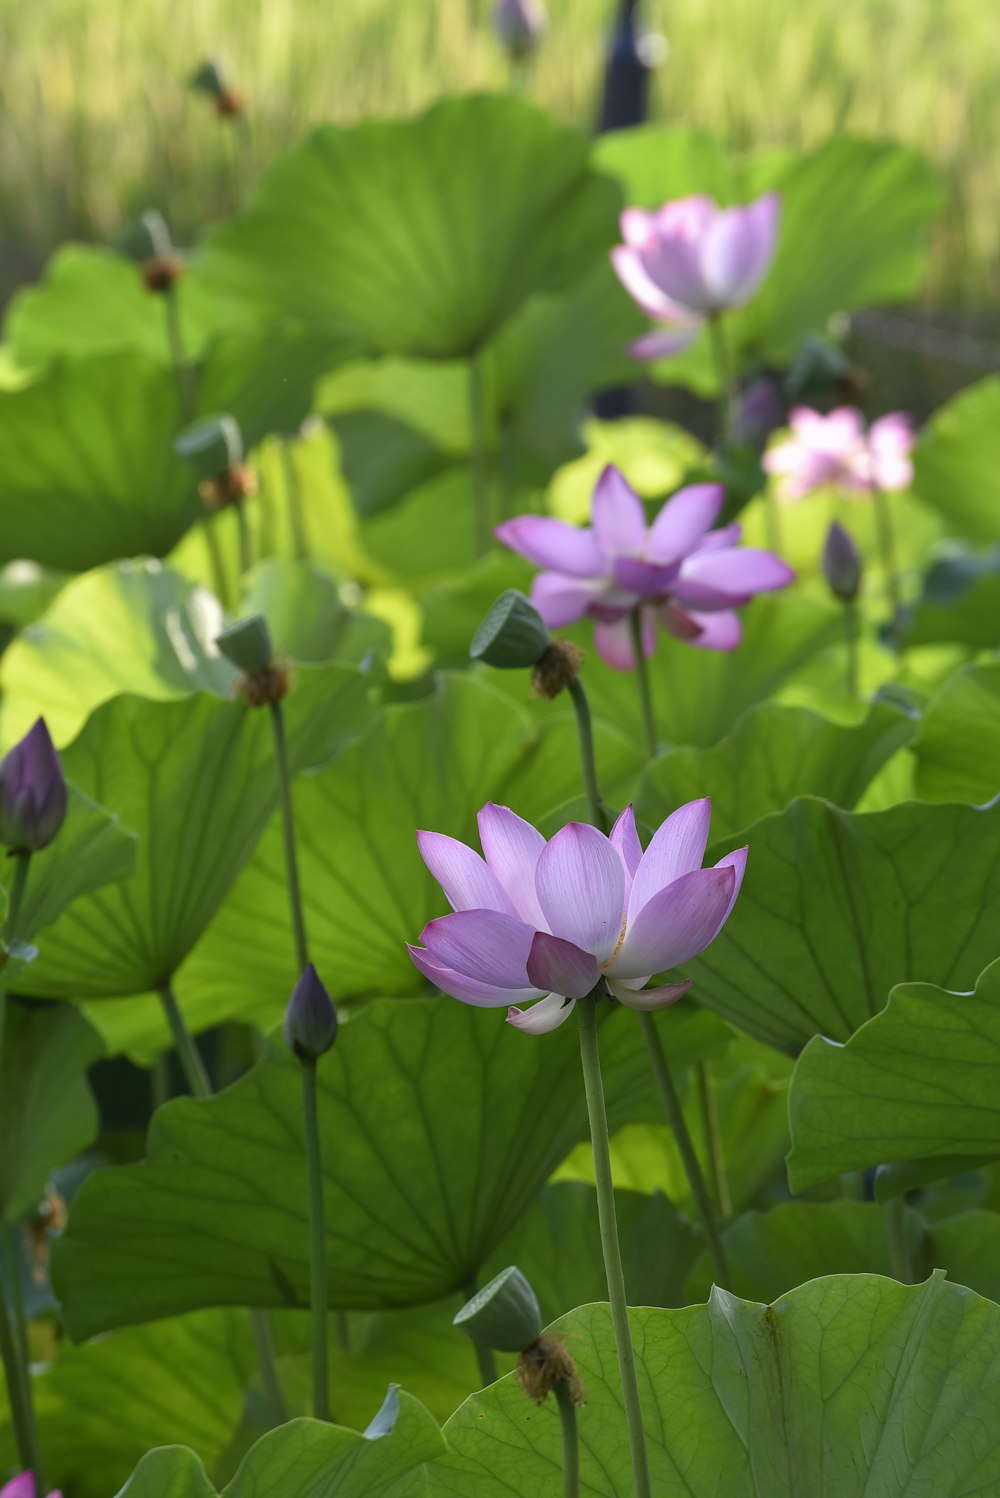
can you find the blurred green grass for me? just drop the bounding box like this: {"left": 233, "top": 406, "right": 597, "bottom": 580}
{"left": 0, "top": 0, "right": 996, "bottom": 305}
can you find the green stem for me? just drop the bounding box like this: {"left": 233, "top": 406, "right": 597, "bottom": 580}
{"left": 637, "top": 1011, "right": 731, "bottom": 1290}
{"left": 696, "top": 1061, "right": 732, "bottom": 1219}
{"left": 235, "top": 499, "right": 253, "bottom": 578}
{"left": 0, "top": 850, "right": 32, "bottom": 1082}
{"left": 577, "top": 995, "right": 651, "bottom": 1498}
{"left": 202, "top": 515, "right": 230, "bottom": 608}
{"left": 843, "top": 598, "right": 859, "bottom": 697}
{"left": 885, "top": 1194, "right": 913, "bottom": 1283}
{"left": 468, "top": 355, "right": 492, "bottom": 559}
{"left": 164, "top": 284, "right": 195, "bottom": 422}
{"left": 472, "top": 1336, "right": 498, "bottom": 1388}
{"left": 568, "top": 678, "right": 608, "bottom": 833}
{"left": 2, "top": 1226, "right": 29, "bottom": 1376}
{"left": 157, "top": 983, "right": 286, "bottom": 1423}
{"left": 706, "top": 313, "right": 737, "bottom": 449}
{"left": 628, "top": 610, "right": 657, "bottom": 758}
{"left": 269, "top": 701, "right": 309, "bottom": 975}
{"left": 0, "top": 1258, "right": 41, "bottom": 1485}
{"left": 554, "top": 1378, "right": 580, "bottom": 1498}
{"left": 871, "top": 482, "right": 902, "bottom": 626}
{"left": 281, "top": 439, "right": 309, "bottom": 560}
{"left": 301, "top": 1058, "right": 330, "bottom": 1420}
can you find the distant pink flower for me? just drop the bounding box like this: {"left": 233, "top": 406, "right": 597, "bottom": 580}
{"left": 408, "top": 800, "right": 746, "bottom": 1034}
{"left": 611, "top": 193, "right": 780, "bottom": 360}
{"left": 496, "top": 465, "right": 792, "bottom": 669}
{"left": 1, "top": 1475, "right": 62, "bottom": 1498}
{"left": 763, "top": 407, "right": 915, "bottom": 502}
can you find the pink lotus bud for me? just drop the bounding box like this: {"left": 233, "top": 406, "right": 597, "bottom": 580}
{"left": 493, "top": 0, "right": 547, "bottom": 60}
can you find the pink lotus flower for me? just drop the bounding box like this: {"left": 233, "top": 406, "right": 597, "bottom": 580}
{"left": 495, "top": 465, "right": 793, "bottom": 669}
{"left": 1, "top": 1475, "right": 62, "bottom": 1498}
{"left": 611, "top": 193, "right": 780, "bottom": 360}
{"left": 408, "top": 799, "right": 746, "bottom": 1034}
{"left": 763, "top": 407, "right": 915, "bottom": 502}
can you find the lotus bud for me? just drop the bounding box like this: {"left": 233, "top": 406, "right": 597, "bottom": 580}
{"left": 492, "top": 0, "right": 547, "bottom": 60}
{"left": 1, "top": 1474, "right": 64, "bottom": 1498}
{"left": 0, "top": 719, "right": 68, "bottom": 854}
{"left": 190, "top": 56, "right": 244, "bottom": 118}
{"left": 215, "top": 615, "right": 291, "bottom": 708}
{"left": 454, "top": 1266, "right": 543, "bottom": 1353}
{"left": 823, "top": 521, "right": 862, "bottom": 603}
{"left": 117, "top": 211, "right": 186, "bottom": 294}
{"left": 284, "top": 964, "right": 339, "bottom": 1064}
{"left": 470, "top": 590, "right": 550, "bottom": 669}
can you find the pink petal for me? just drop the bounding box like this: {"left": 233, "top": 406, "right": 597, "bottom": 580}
{"left": 627, "top": 325, "right": 701, "bottom": 361}
{"left": 407, "top": 945, "right": 541, "bottom": 1007}
{"left": 534, "top": 822, "right": 625, "bottom": 964}
{"left": 646, "top": 484, "right": 725, "bottom": 565}
{"left": 610, "top": 864, "right": 737, "bottom": 979}
{"left": 611, "top": 244, "right": 681, "bottom": 321}
{"left": 416, "top": 830, "right": 515, "bottom": 915}
{"left": 620, "top": 207, "right": 656, "bottom": 248}
{"left": 609, "top": 804, "right": 643, "bottom": 899}
{"left": 494, "top": 516, "right": 605, "bottom": 577}
{"left": 671, "top": 548, "right": 794, "bottom": 609}
{"left": 608, "top": 978, "right": 692, "bottom": 1011}
{"left": 591, "top": 466, "right": 647, "bottom": 558}
{"left": 611, "top": 555, "right": 677, "bottom": 595}
{"left": 714, "top": 845, "right": 748, "bottom": 930}
{"left": 593, "top": 611, "right": 656, "bottom": 671}
{"left": 658, "top": 601, "right": 705, "bottom": 642}
{"left": 477, "top": 803, "right": 547, "bottom": 927}
{"left": 507, "top": 994, "right": 577, "bottom": 1034}
{"left": 1, "top": 1480, "right": 37, "bottom": 1498}
{"left": 628, "top": 798, "right": 712, "bottom": 923}
{"left": 530, "top": 572, "right": 604, "bottom": 628}
{"left": 419, "top": 908, "right": 537, "bottom": 988}
{"left": 690, "top": 522, "right": 742, "bottom": 555}
{"left": 526, "top": 931, "right": 599, "bottom": 998}
{"left": 681, "top": 609, "right": 743, "bottom": 650}
{"left": 741, "top": 192, "right": 781, "bottom": 296}
{"left": 701, "top": 205, "right": 764, "bottom": 308}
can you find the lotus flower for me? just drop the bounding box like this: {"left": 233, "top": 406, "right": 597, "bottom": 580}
{"left": 496, "top": 465, "right": 793, "bottom": 669}
{"left": 0, "top": 718, "right": 68, "bottom": 853}
{"left": 763, "top": 407, "right": 915, "bottom": 502}
{"left": 493, "top": 0, "right": 547, "bottom": 59}
{"left": 611, "top": 193, "right": 780, "bottom": 360}
{"left": 1, "top": 1474, "right": 62, "bottom": 1498}
{"left": 822, "top": 521, "right": 862, "bottom": 602}
{"left": 407, "top": 800, "right": 746, "bottom": 1034}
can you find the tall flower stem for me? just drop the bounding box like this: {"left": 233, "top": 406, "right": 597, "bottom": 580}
{"left": 0, "top": 1262, "right": 41, "bottom": 1486}
{"left": 235, "top": 501, "right": 253, "bottom": 579}
{"left": 706, "top": 314, "right": 737, "bottom": 449}
{"left": 468, "top": 355, "right": 492, "bottom": 560}
{"left": 269, "top": 702, "right": 308, "bottom": 975}
{"left": 843, "top": 598, "right": 860, "bottom": 696}
{"left": 281, "top": 438, "right": 309, "bottom": 560}
{"left": 157, "top": 982, "right": 286, "bottom": 1423}
{"left": 577, "top": 995, "right": 652, "bottom": 1498}
{"left": 567, "top": 679, "right": 608, "bottom": 833}
{"left": 164, "top": 286, "right": 195, "bottom": 422}
{"left": 0, "top": 850, "right": 31, "bottom": 1081}
{"left": 554, "top": 1378, "right": 581, "bottom": 1498}
{"left": 871, "top": 482, "right": 902, "bottom": 626}
{"left": 885, "top": 1194, "right": 913, "bottom": 1283}
{"left": 696, "top": 1061, "right": 732, "bottom": 1218}
{"left": 628, "top": 611, "right": 657, "bottom": 759}
{"left": 300, "top": 1056, "right": 330, "bottom": 1420}
{"left": 637, "top": 1011, "right": 731, "bottom": 1290}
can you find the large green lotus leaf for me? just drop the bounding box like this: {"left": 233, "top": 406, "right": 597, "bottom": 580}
{"left": 15, "top": 664, "right": 372, "bottom": 1000}
{"left": 787, "top": 960, "right": 1000, "bottom": 1195}
{"left": 912, "top": 377, "right": 1000, "bottom": 542}
{"left": 0, "top": 1003, "right": 103, "bottom": 1221}
{"left": 176, "top": 673, "right": 642, "bottom": 1028}
{"left": 487, "top": 1183, "right": 700, "bottom": 1320}
{"left": 685, "top": 1201, "right": 926, "bottom": 1303}
{"left": 419, "top": 554, "right": 537, "bottom": 668}
{"left": 0, "top": 350, "right": 202, "bottom": 571}
{"left": 686, "top": 797, "right": 1000, "bottom": 1053}
{"left": 426, "top": 1275, "right": 1000, "bottom": 1497}
{"left": 0, "top": 1310, "right": 252, "bottom": 1497}
{"left": 241, "top": 559, "right": 392, "bottom": 666}
{"left": 197, "top": 325, "right": 352, "bottom": 451}
{"left": 52, "top": 999, "right": 659, "bottom": 1337}
{"left": 594, "top": 124, "right": 735, "bottom": 206}
{"left": 0, "top": 561, "right": 234, "bottom": 747}
{"left": 4, "top": 245, "right": 228, "bottom": 366}
{"left": 114, "top": 1393, "right": 443, "bottom": 1498}
{"left": 638, "top": 699, "right": 914, "bottom": 840}
{"left": 903, "top": 546, "right": 1000, "bottom": 650}
{"left": 928, "top": 1211, "right": 1000, "bottom": 1306}
{"left": 581, "top": 592, "right": 841, "bottom": 751}
{"left": 200, "top": 95, "right": 619, "bottom": 360}
{"left": 912, "top": 662, "right": 1000, "bottom": 803}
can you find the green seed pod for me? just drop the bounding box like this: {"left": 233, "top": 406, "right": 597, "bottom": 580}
{"left": 215, "top": 615, "right": 274, "bottom": 674}
{"left": 117, "top": 209, "right": 174, "bottom": 264}
{"left": 175, "top": 414, "right": 245, "bottom": 482}
{"left": 453, "top": 1265, "right": 542, "bottom": 1353}
{"left": 470, "top": 590, "right": 550, "bottom": 669}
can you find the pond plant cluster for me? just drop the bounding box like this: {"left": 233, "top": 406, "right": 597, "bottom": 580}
{"left": 3, "top": 23, "right": 1000, "bottom": 1498}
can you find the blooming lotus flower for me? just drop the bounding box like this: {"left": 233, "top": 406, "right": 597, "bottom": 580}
{"left": 763, "top": 407, "right": 915, "bottom": 502}
{"left": 611, "top": 193, "right": 780, "bottom": 360}
{"left": 496, "top": 465, "right": 793, "bottom": 669}
{"left": 0, "top": 718, "right": 68, "bottom": 853}
{"left": 1, "top": 1474, "right": 62, "bottom": 1498}
{"left": 407, "top": 800, "right": 746, "bottom": 1034}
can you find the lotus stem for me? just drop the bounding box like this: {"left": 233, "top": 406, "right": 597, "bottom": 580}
{"left": 0, "top": 850, "right": 31, "bottom": 1081}
{"left": 554, "top": 1377, "right": 581, "bottom": 1498}
{"left": 300, "top": 1056, "right": 330, "bottom": 1419}
{"left": 628, "top": 610, "right": 657, "bottom": 759}
{"left": 0, "top": 1261, "right": 41, "bottom": 1486}
{"left": 269, "top": 701, "right": 309, "bottom": 976}
{"left": 577, "top": 994, "right": 652, "bottom": 1498}
{"left": 567, "top": 678, "right": 608, "bottom": 833}
{"left": 468, "top": 354, "right": 492, "bottom": 559}
{"left": 164, "top": 283, "right": 195, "bottom": 422}
{"left": 696, "top": 1060, "right": 732, "bottom": 1219}
{"left": 843, "top": 598, "right": 860, "bottom": 696}
{"left": 871, "top": 482, "right": 902, "bottom": 627}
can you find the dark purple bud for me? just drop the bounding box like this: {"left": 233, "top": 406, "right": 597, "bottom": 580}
{"left": 733, "top": 375, "right": 785, "bottom": 446}
{"left": 0, "top": 719, "right": 68, "bottom": 853}
{"left": 493, "top": 0, "right": 547, "bottom": 59}
{"left": 284, "top": 964, "right": 338, "bottom": 1063}
{"left": 822, "top": 521, "right": 862, "bottom": 603}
